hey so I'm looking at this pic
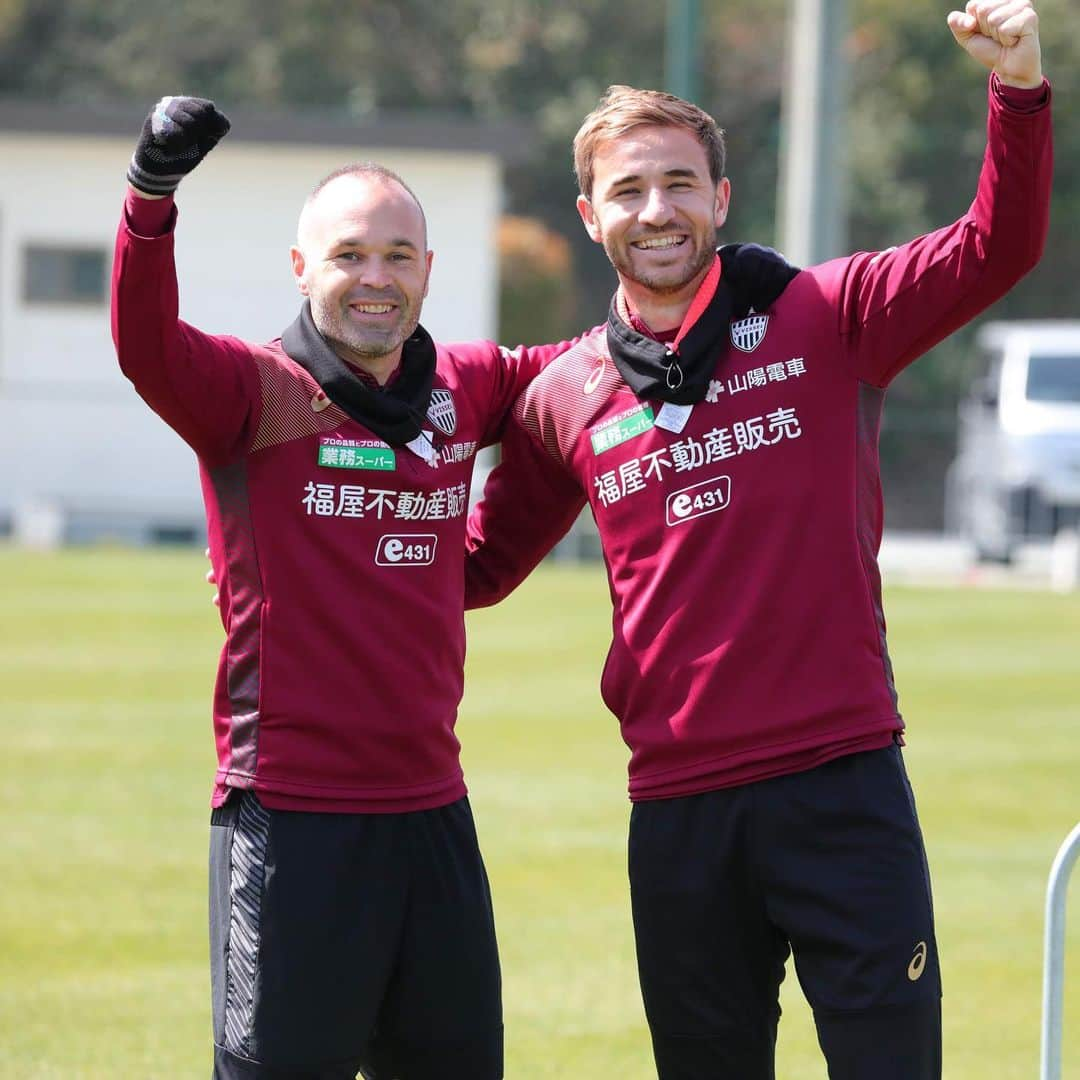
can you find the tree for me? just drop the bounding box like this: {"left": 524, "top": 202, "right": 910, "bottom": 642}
{"left": 3, "top": 0, "right": 1073, "bottom": 525}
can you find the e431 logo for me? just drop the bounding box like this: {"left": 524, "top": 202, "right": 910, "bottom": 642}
{"left": 666, "top": 475, "right": 732, "bottom": 526}
{"left": 375, "top": 534, "right": 438, "bottom": 566}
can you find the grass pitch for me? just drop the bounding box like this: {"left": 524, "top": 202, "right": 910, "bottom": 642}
{"left": 1, "top": 545, "right": 1078, "bottom": 1078}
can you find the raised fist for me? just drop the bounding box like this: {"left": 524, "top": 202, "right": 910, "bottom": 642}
{"left": 127, "top": 96, "right": 231, "bottom": 196}
{"left": 947, "top": 0, "right": 1042, "bottom": 89}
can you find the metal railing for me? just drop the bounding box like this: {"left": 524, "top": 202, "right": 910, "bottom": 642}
{"left": 1041, "top": 821, "right": 1080, "bottom": 1080}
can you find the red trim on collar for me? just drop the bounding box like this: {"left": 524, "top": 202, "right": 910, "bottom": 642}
{"left": 672, "top": 255, "right": 722, "bottom": 353}
{"left": 617, "top": 254, "right": 723, "bottom": 350}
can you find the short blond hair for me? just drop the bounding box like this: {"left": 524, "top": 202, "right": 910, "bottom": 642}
{"left": 573, "top": 85, "right": 726, "bottom": 200}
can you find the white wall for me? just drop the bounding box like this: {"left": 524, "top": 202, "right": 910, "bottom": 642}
{"left": 0, "top": 131, "right": 502, "bottom": 537}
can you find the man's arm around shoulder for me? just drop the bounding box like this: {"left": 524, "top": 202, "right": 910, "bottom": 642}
{"left": 465, "top": 405, "right": 586, "bottom": 609}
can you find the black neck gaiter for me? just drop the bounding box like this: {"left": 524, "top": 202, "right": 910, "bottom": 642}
{"left": 280, "top": 301, "right": 436, "bottom": 446}
{"left": 606, "top": 243, "right": 801, "bottom": 406}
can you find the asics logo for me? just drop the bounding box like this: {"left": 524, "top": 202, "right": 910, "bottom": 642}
{"left": 584, "top": 357, "right": 605, "bottom": 395}
{"left": 908, "top": 940, "right": 928, "bottom": 982}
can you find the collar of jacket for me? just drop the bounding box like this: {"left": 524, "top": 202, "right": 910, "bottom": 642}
{"left": 606, "top": 243, "right": 801, "bottom": 406}
{"left": 280, "top": 300, "right": 436, "bottom": 446}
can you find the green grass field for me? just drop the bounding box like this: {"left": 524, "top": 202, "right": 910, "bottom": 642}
{"left": 1, "top": 545, "right": 1078, "bottom": 1078}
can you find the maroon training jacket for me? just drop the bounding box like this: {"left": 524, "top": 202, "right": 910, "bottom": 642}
{"left": 112, "top": 192, "right": 578, "bottom": 812}
{"left": 465, "top": 77, "right": 1053, "bottom": 801}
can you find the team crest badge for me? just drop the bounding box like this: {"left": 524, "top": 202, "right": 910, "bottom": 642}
{"left": 426, "top": 389, "right": 457, "bottom": 436}
{"left": 730, "top": 312, "right": 769, "bottom": 353}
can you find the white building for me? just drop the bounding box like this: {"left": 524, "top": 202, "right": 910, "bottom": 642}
{"left": 0, "top": 100, "right": 523, "bottom": 544}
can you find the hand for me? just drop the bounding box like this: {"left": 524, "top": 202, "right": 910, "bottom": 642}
{"left": 127, "top": 96, "right": 231, "bottom": 197}
{"left": 948, "top": 0, "right": 1042, "bottom": 89}
{"left": 205, "top": 547, "right": 220, "bottom": 608}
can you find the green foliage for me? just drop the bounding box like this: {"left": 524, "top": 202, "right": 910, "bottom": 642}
{"left": 498, "top": 216, "right": 580, "bottom": 347}
{"left": 838, "top": 0, "right": 1077, "bottom": 524}
{"left": 3, "top": 0, "right": 1074, "bottom": 524}
{"left": 1, "top": 546, "right": 1078, "bottom": 1076}
{"left": 3, "top": 0, "right": 1071, "bottom": 325}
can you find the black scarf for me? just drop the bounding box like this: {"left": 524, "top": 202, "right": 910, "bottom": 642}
{"left": 280, "top": 301, "right": 436, "bottom": 446}
{"left": 606, "top": 243, "right": 800, "bottom": 406}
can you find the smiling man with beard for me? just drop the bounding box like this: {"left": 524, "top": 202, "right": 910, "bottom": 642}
{"left": 464, "top": 2, "right": 1052, "bottom": 1077}
{"left": 577, "top": 112, "right": 730, "bottom": 325}
{"left": 112, "top": 100, "right": 582, "bottom": 1080}
{"left": 294, "top": 165, "right": 433, "bottom": 380}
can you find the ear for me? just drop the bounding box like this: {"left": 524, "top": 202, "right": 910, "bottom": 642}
{"left": 290, "top": 245, "right": 309, "bottom": 296}
{"left": 423, "top": 249, "right": 434, "bottom": 299}
{"left": 576, "top": 194, "right": 603, "bottom": 244}
{"left": 714, "top": 178, "right": 732, "bottom": 229}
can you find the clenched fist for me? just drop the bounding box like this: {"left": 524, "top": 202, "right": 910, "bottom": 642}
{"left": 127, "top": 95, "right": 231, "bottom": 196}
{"left": 948, "top": 0, "right": 1042, "bottom": 89}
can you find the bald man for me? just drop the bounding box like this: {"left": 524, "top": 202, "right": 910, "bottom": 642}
{"left": 112, "top": 99, "right": 579, "bottom": 1080}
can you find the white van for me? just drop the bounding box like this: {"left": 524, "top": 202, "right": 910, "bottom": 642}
{"left": 947, "top": 321, "right": 1080, "bottom": 562}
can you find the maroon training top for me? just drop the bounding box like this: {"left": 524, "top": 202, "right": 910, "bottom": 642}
{"left": 465, "top": 77, "right": 1053, "bottom": 801}
{"left": 112, "top": 191, "right": 580, "bottom": 812}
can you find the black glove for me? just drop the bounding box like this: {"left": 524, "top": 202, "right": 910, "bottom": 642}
{"left": 127, "top": 95, "right": 231, "bottom": 196}
{"left": 718, "top": 243, "right": 800, "bottom": 317}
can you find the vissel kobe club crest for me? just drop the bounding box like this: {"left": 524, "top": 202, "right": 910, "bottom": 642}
{"left": 730, "top": 312, "right": 769, "bottom": 353}
{"left": 426, "top": 388, "right": 457, "bottom": 436}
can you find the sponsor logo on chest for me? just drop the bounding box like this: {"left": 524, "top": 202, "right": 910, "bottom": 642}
{"left": 589, "top": 404, "right": 655, "bottom": 455}
{"left": 591, "top": 404, "right": 804, "bottom": 513}
{"left": 666, "top": 475, "right": 732, "bottom": 526}
{"left": 705, "top": 357, "right": 807, "bottom": 403}
{"left": 300, "top": 480, "right": 469, "bottom": 522}
{"left": 435, "top": 440, "right": 477, "bottom": 466}
{"left": 375, "top": 534, "right": 438, "bottom": 566}
{"left": 318, "top": 436, "right": 396, "bottom": 471}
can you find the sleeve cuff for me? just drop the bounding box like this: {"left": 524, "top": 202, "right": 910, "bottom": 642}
{"left": 991, "top": 73, "right": 1050, "bottom": 113}
{"left": 124, "top": 188, "right": 177, "bottom": 237}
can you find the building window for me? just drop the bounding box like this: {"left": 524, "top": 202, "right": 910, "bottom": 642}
{"left": 24, "top": 245, "right": 107, "bottom": 304}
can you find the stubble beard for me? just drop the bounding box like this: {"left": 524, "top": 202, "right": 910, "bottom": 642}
{"left": 309, "top": 291, "right": 419, "bottom": 363}
{"left": 604, "top": 224, "right": 717, "bottom": 296}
